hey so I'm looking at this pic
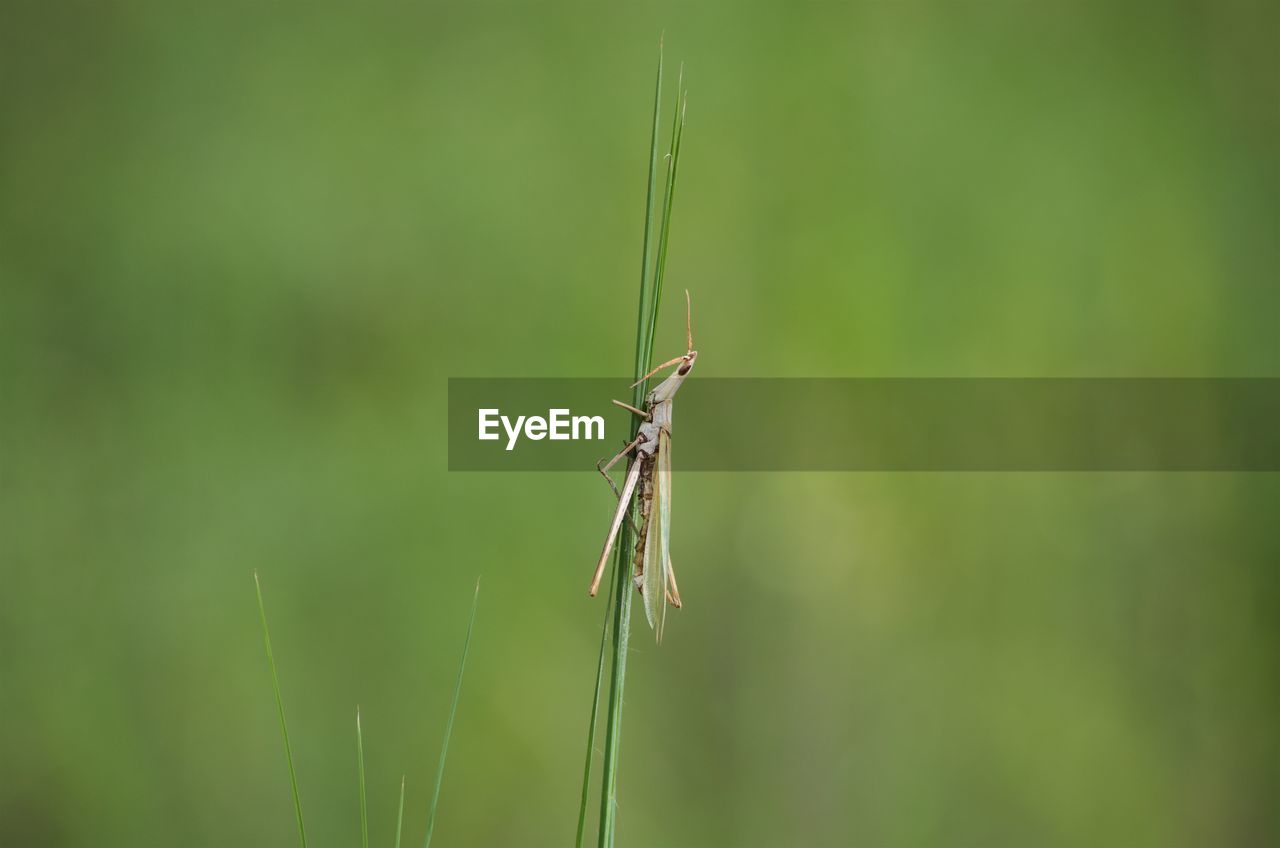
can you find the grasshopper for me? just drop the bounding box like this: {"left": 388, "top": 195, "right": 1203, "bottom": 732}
{"left": 589, "top": 291, "right": 697, "bottom": 642}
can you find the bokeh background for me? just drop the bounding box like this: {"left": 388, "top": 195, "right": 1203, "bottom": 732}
{"left": 2, "top": 2, "right": 1278, "bottom": 846}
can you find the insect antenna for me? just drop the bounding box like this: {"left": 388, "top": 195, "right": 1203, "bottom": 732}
{"left": 631, "top": 355, "right": 688, "bottom": 387}
{"left": 685, "top": 289, "right": 693, "bottom": 352}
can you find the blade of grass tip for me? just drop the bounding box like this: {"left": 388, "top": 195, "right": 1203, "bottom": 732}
{"left": 395, "top": 775, "right": 406, "bottom": 848}
{"left": 423, "top": 579, "right": 481, "bottom": 848}
{"left": 575, "top": 565, "right": 618, "bottom": 848}
{"left": 646, "top": 72, "right": 687, "bottom": 366}
{"left": 632, "top": 36, "right": 665, "bottom": 399}
{"left": 357, "top": 707, "right": 369, "bottom": 848}
{"left": 254, "top": 572, "right": 308, "bottom": 848}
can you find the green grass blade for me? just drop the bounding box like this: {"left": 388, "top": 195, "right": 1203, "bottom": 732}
{"left": 395, "top": 775, "right": 406, "bottom": 848}
{"left": 357, "top": 707, "right": 369, "bottom": 848}
{"left": 253, "top": 572, "right": 308, "bottom": 848}
{"left": 598, "top": 532, "right": 635, "bottom": 848}
{"left": 423, "top": 579, "right": 481, "bottom": 848}
{"left": 575, "top": 565, "right": 618, "bottom": 848}
{"left": 598, "top": 37, "right": 677, "bottom": 848}
{"left": 646, "top": 67, "right": 687, "bottom": 365}
{"left": 632, "top": 37, "right": 665, "bottom": 392}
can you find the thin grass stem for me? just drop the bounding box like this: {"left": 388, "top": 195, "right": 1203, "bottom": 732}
{"left": 595, "top": 37, "right": 687, "bottom": 848}
{"left": 423, "top": 579, "right": 481, "bottom": 848}
{"left": 646, "top": 68, "right": 687, "bottom": 365}
{"left": 631, "top": 39, "right": 665, "bottom": 393}
{"left": 253, "top": 572, "right": 308, "bottom": 848}
{"left": 575, "top": 571, "right": 617, "bottom": 848}
{"left": 598, "top": 533, "right": 635, "bottom": 848}
{"left": 395, "top": 776, "right": 406, "bottom": 848}
{"left": 357, "top": 707, "right": 369, "bottom": 848}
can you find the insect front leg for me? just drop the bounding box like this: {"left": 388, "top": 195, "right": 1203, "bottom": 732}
{"left": 610, "top": 399, "right": 651, "bottom": 419}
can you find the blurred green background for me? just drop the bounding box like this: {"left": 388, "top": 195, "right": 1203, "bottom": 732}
{"left": 2, "top": 2, "right": 1278, "bottom": 845}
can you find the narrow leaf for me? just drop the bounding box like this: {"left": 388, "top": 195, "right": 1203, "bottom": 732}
{"left": 357, "top": 707, "right": 369, "bottom": 848}
{"left": 423, "top": 579, "right": 481, "bottom": 848}
{"left": 395, "top": 776, "right": 406, "bottom": 848}
{"left": 632, "top": 36, "right": 666, "bottom": 396}
{"left": 254, "top": 572, "right": 308, "bottom": 848}
{"left": 575, "top": 567, "right": 617, "bottom": 847}
{"left": 646, "top": 65, "right": 687, "bottom": 365}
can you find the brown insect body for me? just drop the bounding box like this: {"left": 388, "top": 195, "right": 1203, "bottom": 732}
{"left": 631, "top": 456, "right": 655, "bottom": 591}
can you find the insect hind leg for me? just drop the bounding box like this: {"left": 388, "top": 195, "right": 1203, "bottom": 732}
{"left": 596, "top": 434, "right": 645, "bottom": 498}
